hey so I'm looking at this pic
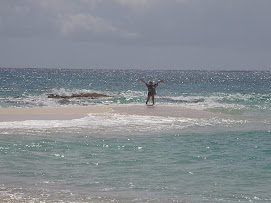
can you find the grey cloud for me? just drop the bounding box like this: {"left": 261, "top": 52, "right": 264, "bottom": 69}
{"left": 0, "top": 0, "right": 138, "bottom": 41}
{"left": 0, "top": 0, "right": 271, "bottom": 69}
{"left": 1, "top": 0, "right": 271, "bottom": 50}
{"left": 123, "top": 0, "right": 271, "bottom": 50}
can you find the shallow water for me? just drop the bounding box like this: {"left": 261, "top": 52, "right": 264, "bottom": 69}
{"left": 0, "top": 68, "right": 271, "bottom": 202}
{"left": 1, "top": 130, "right": 271, "bottom": 202}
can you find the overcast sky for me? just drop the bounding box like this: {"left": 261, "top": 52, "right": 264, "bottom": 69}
{"left": 1, "top": 0, "right": 271, "bottom": 70}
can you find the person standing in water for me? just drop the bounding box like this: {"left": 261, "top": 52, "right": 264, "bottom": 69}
{"left": 140, "top": 78, "right": 164, "bottom": 105}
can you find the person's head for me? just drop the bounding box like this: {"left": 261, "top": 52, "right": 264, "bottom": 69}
{"left": 149, "top": 81, "right": 153, "bottom": 85}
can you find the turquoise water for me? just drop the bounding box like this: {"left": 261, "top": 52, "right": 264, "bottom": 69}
{"left": 0, "top": 68, "right": 271, "bottom": 202}
{"left": 1, "top": 68, "right": 271, "bottom": 108}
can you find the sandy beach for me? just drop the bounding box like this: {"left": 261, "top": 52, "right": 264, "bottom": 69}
{"left": 112, "top": 104, "right": 225, "bottom": 118}
{"left": 0, "top": 104, "right": 230, "bottom": 122}
{"left": 0, "top": 106, "right": 110, "bottom": 122}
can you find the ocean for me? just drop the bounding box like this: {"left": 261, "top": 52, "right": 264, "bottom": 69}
{"left": 0, "top": 68, "right": 271, "bottom": 202}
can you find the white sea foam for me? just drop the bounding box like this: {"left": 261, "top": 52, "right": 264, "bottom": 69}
{"left": 2, "top": 88, "right": 115, "bottom": 108}
{"left": 160, "top": 94, "right": 246, "bottom": 110}
{"left": 0, "top": 112, "right": 244, "bottom": 134}
{"left": 51, "top": 88, "right": 108, "bottom": 96}
{"left": 4, "top": 94, "right": 63, "bottom": 108}
{"left": 4, "top": 88, "right": 269, "bottom": 113}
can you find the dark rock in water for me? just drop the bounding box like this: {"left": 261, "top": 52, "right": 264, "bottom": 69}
{"left": 47, "top": 93, "right": 110, "bottom": 99}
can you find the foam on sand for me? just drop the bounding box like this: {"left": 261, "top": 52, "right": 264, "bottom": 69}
{"left": 0, "top": 104, "right": 245, "bottom": 134}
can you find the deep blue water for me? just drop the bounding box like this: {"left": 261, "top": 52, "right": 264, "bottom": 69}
{"left": 0, "top": 68, "right": 271, "bottom": 202}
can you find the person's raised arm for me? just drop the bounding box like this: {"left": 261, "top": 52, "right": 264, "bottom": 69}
{"left": 158, "top": 80, "right": 165, "bottom": 84}
{"left": 140, "top": 78, "right": 147, "bottom": 85}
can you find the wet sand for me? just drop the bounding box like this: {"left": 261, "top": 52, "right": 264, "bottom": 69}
{"left": 0, "top": 104, "right": 230, "bottom": 122}
{"left": 111, "top": 104, "right": 226, "bottom": 118}
{"left": 0, "top": 106, "right": 110, "bottom": 122}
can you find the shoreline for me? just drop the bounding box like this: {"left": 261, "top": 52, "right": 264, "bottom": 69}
{"left": 111, "top": 104, "right": 225, "bottom": 118}
{"left": 0, "top": 106, "right": 110, "bottom": 122}
{"left": 0, "top": 104, "right": 230, "bottom": 122}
